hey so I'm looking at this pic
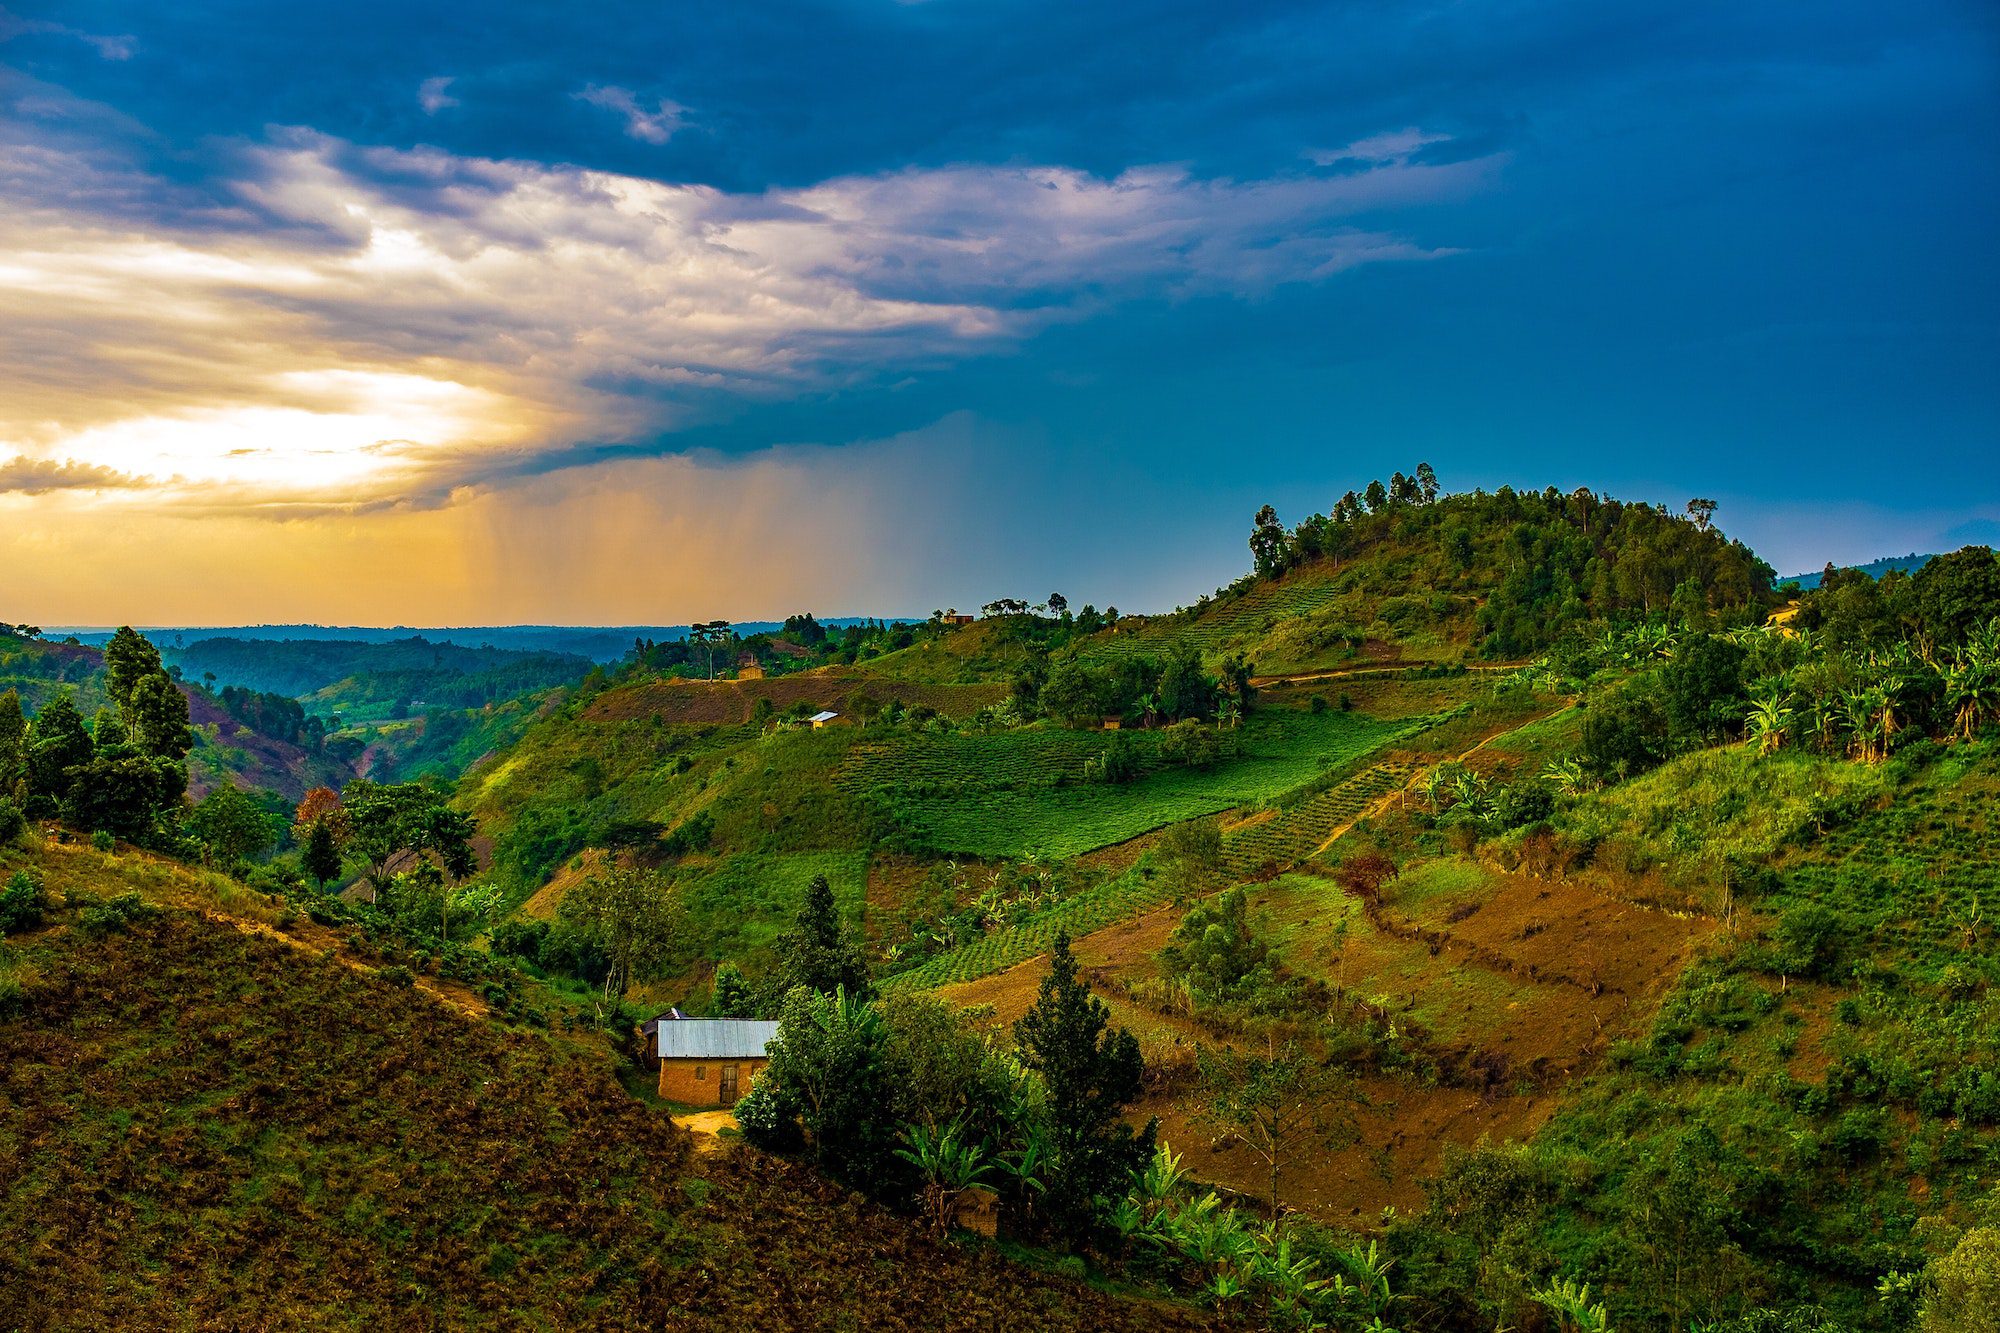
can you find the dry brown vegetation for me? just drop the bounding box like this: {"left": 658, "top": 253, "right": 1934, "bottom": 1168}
{"left": 0, "top": 880, "right": 1219, "bottom": 1331}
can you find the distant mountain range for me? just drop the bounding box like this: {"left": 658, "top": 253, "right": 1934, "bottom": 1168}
{"left": 44, "top": 620, "right": 891, "bottom": 663}
{"left": 1781, "top": 551, "right": 1947, "bottom": 590}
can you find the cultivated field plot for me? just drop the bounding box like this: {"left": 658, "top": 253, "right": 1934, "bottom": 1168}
{"left": 874, "top": 711, "right": 1420, "bottom": 859}
{"left": 677, "top": 851, "right": 870, "bottom": 966}
{"left": 884, "top": 868, "right": 1183, "bottom": 991}
{"left": 585, "top": 672, "right": 1004, "bottom": 725}
{"left": 1255, "top": 864, "right": 1716, "bottom": 1069}
{"left": 1776, "top": 750, "right": 1998, "bottom": 965}
{"left": 1220, "top": 762, "right": 1415, "bottom": 874}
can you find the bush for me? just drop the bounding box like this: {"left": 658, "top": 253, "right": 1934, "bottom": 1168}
{"left": 78, "top": 892, "right": 158, "bottom": 936}
{"left": 734, "top": 1082, "right": 803, "bottom": 1152}
{"left": 380, "top": 965, "right": 416, "bottom": 987}
{"left": 90, "top": 830, "right": 115, "bottom": 853}
{"left": 0, "top": 799, "right": 25, "bottom": 847}
{"left": 0, "top": 870, "right": 49, "bottom": 934}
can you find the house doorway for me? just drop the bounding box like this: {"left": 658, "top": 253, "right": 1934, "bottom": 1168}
{"left": 719, "top": 1064, "right": 740, "bottom": 1106}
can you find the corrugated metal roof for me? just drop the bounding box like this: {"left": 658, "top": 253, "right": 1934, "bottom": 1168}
{"left": 655, "top": 1019, "right": 780, "bottom": 1060}
{"left": 809, "top": 710, "right": 839, "bottom": 722}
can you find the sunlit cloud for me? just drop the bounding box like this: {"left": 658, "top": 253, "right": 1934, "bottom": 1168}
{"left": 0, "top": 107, "right": 1495, "bottom": 519}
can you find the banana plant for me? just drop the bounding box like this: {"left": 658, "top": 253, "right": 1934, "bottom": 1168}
{"left": 1530, "top": 1275, "right": 1612, "bottom": 1333}
{"left": 1746, "top": 691, "right": 1793, "bottom": 756}
{"left": 893, "top": 1118, "right": 995, "bottom": 1233}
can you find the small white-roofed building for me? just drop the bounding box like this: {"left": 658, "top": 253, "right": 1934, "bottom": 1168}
{"left": 651, "top": 1014, "right": 780, "bottom": 1106}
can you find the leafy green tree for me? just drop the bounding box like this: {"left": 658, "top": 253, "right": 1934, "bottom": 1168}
{"left": 23, "top": 692, "right": 92, "bottom": 817}
{"left": 126, "top": 672, "right": 193, "bottom": 760}
{"left": 0, "top": 689, "right": 26, "bottom": 791}
{"left": 1160, "top": 888, "right": 1282, "bottom": 1007}
{"left": 187, "top": 781, "right": 276, "bottom": 865}
{"left": 90, "top": 707, "right": 128, "bottom": 753}
{"left": 760, "top": 985, "right": 897, "bottom": 1186}
{"left": 711, "top": 961, "right": 756, "bottom": 1017}
{"left": 1013, "top": 932, "right": 1155, "bottom": 1241}
{"left": 61, "top": 755, "right": 185, "bottom": 841}
{"left": 1913, "top": 545, "right": 2000, "bottom": 646}
{"left": 1158, "top": 642, "right": 1211, "bottom": 721}
{"left": 340, "top": 779, "right": 476, "bottom": 902}
{"left": 1918, "top": 1226, "right": 2000, "bottom": 1333}
{"left": 1582, "top": 679, "right": 1671, "bottom": 780}
{"left": 1661, "top": 633, "right": 1748, "bottom": 745}
{"left": 100, "top": 626, "right": 164, "bottom": 713}
{"left": 301, "top": 815, "right": 343, "bottom": 888}
{"left": 1249, "top": 504, "right": 1289, "bottom": 577}
{"left": 1364, "top": 478, "right": 1390, "bottom": 512}
{"left": 770, "top": 873, "right": 873, "bottom": 1001}
{"left": 1039, "top": 660, "right": 1105, "bottom": 727}
{"left": 1194, "top": 1040, "right": 1356, "bottom": 1212}
{"left": 1416, "top": 461, "right": 1440, "bottom": 503}
{"left": 555, "top": 864, "right": 683, "bottom": 1000}
{"left": 1158, "top": 717, "right": 1222, "bottom": 768}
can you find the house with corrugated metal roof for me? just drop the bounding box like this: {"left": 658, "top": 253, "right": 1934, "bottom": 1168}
{"left": 651, "top": 1014, "right": 780, "bottom": 1106}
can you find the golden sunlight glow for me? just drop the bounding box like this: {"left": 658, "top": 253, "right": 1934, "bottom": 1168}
{"left": 28, "top": 372, "right": 517, "bottom": 495}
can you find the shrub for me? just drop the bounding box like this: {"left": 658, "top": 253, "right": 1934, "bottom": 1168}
{"left": 0, "top": 799, "right": 25, "bottom": 847}
{"left": 0, "top": 871, "right": 49, "bottom": 934}
{"left": 78, "top": 892, "right": 158, "bottom": 936}
{"left": 380, "top": 965, "right": 416, "bottom": 987}
{"left": 90, "top": 830, "right": 115, "bottom": 853}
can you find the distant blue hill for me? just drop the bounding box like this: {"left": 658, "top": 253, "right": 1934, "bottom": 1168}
{"left": 1781, "top": 552, "right": 1948, "bottom": 590}
{"left": 47, "top": 620, "right": 894, "bottom": 663}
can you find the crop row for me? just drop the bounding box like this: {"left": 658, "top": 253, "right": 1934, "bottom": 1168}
{"left": 1221, "top": 762, "right": 1414, "bottom": 874}
{"left": 836, "top": 729, "right": 1162, "bottom": 793}
{"left": 884, "top": 868, "right": 1184, "bottom": 993}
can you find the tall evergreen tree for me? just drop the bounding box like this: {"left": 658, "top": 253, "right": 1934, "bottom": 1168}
{"left": 1013, "top": 932, "right": 1155, "bottom": 1241}
{"left": 771, "top": 874, "right": 872, "bottom": 1000}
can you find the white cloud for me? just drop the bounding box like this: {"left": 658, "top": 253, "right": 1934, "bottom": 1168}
{"left": 1308, "top": 127, "right": 1451, "bottom": 167}
{"left": 575, "top": 85, "right": 687, "bottom": 144}
{"left": 0, "top": 124, "right": 1497, "bottom": 509}
{"left": 418, "top": 76, "right": 459, "bottom": 115}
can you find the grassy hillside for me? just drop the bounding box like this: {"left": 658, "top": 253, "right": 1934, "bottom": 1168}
{"left": 0, "top": 845, "right": 1217, "bottom": 1331}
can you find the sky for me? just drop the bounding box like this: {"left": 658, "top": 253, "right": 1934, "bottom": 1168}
{"left": 2, "top": 1, "right": 1996, "bottom": 626}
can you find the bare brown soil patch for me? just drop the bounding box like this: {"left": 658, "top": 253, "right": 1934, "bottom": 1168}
{"left": 1140, "top": 1073, "right": 1558, "bottom": 1220}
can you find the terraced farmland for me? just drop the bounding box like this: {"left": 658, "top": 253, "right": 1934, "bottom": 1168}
{"left": 837, "top": 727, "right": 1155, "bottom": 792}
{"left": 1220, "top": 761, "right": 1415, "bottom": 874}
{"left": 884, "top": 867, "right": 1181, "bottom": 991}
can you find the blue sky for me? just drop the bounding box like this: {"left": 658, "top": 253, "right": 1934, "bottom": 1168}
{"left": 2, "top": 1, "right": 1995, "bottom": 623}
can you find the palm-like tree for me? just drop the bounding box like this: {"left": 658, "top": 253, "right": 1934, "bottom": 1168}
{"left": 1746, "top": 692, "right": 1793, "bottom": 756}
{"left": 1418, "top": 766, "right": 1447, "bottom": 812}
{"left": 1840, "top": 687, "right": 1886, "bottom": 762}
{"left": 1138, "top": 691, "right": 1160, "bottom": 729}
{"left": 1544, "top": 756, "right": 1588, "bottom": 796}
